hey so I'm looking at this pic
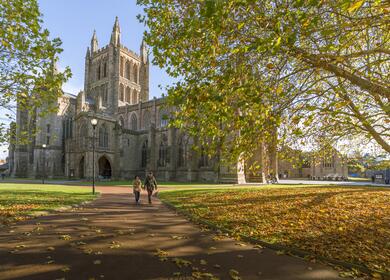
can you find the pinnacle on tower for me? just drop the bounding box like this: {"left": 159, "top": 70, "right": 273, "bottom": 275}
{"left": 85, "top": 47, "right": 90, "bottom": 58}
{"left": 91, "top": 30, "right": 98, "bottom": 53}
{"left": 110, "top": 16, "right": 121, "bottom": 46}
{"left": 140, "top": 39, "right": 148, "bottom": 64}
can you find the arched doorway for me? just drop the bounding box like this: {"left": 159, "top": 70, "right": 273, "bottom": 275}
{"left": 79, "top": 157, "right": 85, "bottom": 179}
{"left": 98, "top": 156, "right": 112, "bottom": 179}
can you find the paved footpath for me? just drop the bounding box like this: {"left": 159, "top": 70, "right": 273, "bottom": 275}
{"left": 0, "top": 187, "right": 344, "bottom": 280}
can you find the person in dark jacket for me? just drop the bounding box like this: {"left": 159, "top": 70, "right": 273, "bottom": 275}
{"left": 144, "top": 171, "right": 157, "bottom": 204}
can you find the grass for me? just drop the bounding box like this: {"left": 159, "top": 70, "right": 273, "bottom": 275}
{"left": 348, "top": 177, "right": 370, "bottom": 182}
{"left": 0, "top": 183, "right": 97, "bottom": 225}
{"left": 159, "top": 184, "right": 390, "bottom": 274}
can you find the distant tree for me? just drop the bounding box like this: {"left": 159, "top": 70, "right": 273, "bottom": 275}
{"left": 0, "top": 0, "right": 71, "bottom": 143}
{"left": 138, "top": 0, "right": 390, "bottom": 165}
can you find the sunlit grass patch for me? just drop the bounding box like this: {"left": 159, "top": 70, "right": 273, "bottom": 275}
{"left": 160, "top": 185, "right": 390, "bottom": 274}
{"left": 0, "top": 184, "right": 97, "bottom": 224}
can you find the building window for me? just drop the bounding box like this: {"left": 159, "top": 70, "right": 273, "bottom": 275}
{"left": 125, "top": 60, "right": 131, "bottom": 80}
{"left": 97, "top": 64, "right": 101, "bottom": 80}
{"left": 103, "top": 62, "right": 107, "bottom": 78}
{"left": 120, "top": 57, "right": 124, "bottom": 76}
{"left": 199, "top": 147, "right": 209, "bottom": 167}
{"left": 132, "top": 90, "right": 137, "bottom": 104}
{"left": 158, "top": 140, "right": 168, "bottom": 167}
{"left": 120, "top": 84, "right": 124, "bottom": 101}
{"left": 99, "top": 124, "right": 108, "bottom": 148}
{"left": 130, "top": 114, "right": 137, "bottom": 130}
{"left": 160, "top": 110, "right": 168, "bottom": 128}
{"left": 133, "top": 64, "right": 138, "bottom": 83}
{"left": 101, "top": 85, "right": 108, "bottom": 106}
{"left": 323, "top": 156, "right": 334, "bottom": 168}
{"left": 178, "top": 137, "right": 187, "bottom": 167}
{"left": 141, "top": 140, "right": 148, "bottom": 168}
{"left": 143, "top": 111, "right": 151, "bottom": 129}
{"left": 126, "top": 87, "right": 131, "bottom": 103}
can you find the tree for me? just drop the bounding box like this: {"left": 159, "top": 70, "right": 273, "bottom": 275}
{"left": 0, "top": 0, "right": 71, "bottom": 143}
{"left": 138, "top": 0, "right": 389, "bottom": 169}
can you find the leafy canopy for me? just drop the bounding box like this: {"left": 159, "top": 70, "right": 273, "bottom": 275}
{"left": 138, "top": 0, "right": 390, "bottom": 161}
{"left": 0, "top": 0, "right": 71, "bottom": 143}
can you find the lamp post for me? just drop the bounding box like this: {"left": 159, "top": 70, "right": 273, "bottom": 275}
{"left": 42, "top": 144, "right": 47, "bottom": 184}
{"left": 90, "top": 118, "right": 98, "bottom": 194}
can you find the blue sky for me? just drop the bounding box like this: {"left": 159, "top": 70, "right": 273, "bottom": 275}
{"left": 0, "top": 0, "right": 175, "bottom": 159}
{"left": 39, "top": 0, "right": 174, "bottom": 97}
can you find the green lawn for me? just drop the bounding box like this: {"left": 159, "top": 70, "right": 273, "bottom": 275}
{"left": 159, "top": 184, "right": 390, "bottom": 274}
{"left": 0, "top": 184, "right": 97, "bottom": 225}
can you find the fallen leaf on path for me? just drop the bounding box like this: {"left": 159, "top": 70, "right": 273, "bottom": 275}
{"left": 172, "top": 257, "right": 192, "bottom": 268}
{"left": 47, "top": 246, "right": 55, "bottom": 251}
{"left": 61, "top": 266, "right": 70, "bottom": 272}
{"left": 93, "top": 260, "right": 101, "bottom": 265}
{"left": 59, "top": 235, "right": 71, "bottom": 240}
{"left": 200, "top": 259, "right": 207, "bottom": 265}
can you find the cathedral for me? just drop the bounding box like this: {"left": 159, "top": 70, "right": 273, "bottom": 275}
{"left": 8, "top": 18, "right": 347, "bottom": 182}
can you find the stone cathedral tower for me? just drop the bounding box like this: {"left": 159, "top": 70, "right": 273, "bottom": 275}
{"left": 83, "top": 17, "right": 149, "bottom": 114}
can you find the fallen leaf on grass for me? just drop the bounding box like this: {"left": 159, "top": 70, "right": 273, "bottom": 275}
{"left": 214, "top": 264, "right": 221, "bottom": 269}
{"left": 61, "top": 266, "right": 70, "bottom": 272}
{"left": 229, "top": 269, "right": 241, "bottom": 280}
{"left": 46, "top": 260, "right": 55, "bottom": 264}
{"left": 200, "top": 259, "right": 207, "bottom": 265}
{"left": 93, "top": 260, "right": 102, "bottom": 265}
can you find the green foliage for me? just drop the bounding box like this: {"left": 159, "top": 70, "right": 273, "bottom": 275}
{"left": 0, "top": 0, "right": 72, "bottom": 143}
{"left": 138, "top": 0, "right": 390, "bottom": 163}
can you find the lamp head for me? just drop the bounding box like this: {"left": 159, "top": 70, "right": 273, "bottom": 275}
{"left": 91, "top": 118, "right": 98, "bottom": 127}
{"left": 42, "top": 144, "right": 47, "bottom": 148}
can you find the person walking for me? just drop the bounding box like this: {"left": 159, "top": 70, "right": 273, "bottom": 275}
{"left": 132, "top": 175, "right": 142, "bottom": 204}
{"left": 144, "top": 171, "right": 157, "bottom": 204}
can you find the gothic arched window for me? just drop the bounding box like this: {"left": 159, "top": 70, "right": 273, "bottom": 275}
{"left": 97, "top": 64, "right": 101, "bottom": 80}
{"left": 133, "top": 64, "right": 138, "bottom": 83}
{"left": 143, "top": 110, "right": 151, "bottom": 129}
{"left": 141, "top": 140, "right": 148, "bottom": 168}
{"left": 99, "top": 124, "right": 108, "bottom": 148}
{"left": 132, "top": 89, "right": 138, "bottom": 104}
{"left": 158, "top": 139, "right": 168, "bottom": 167}
{"left": 125, "top": 87, "right": 131, "bottom": 103}
{"left": 119, "top": 84, "right": 124, "bottom": 101}
{"left": 103, "top": 62, "right": 107, "bottom": 78}
{"left": 125, "top": 60, "right": 131, "bottom": 80}
{"left": 130, "top": 114, "right": 137, "bottom": 130}
{"left": 159, "top": 109, "right": 168, "bottom": 128}
{"left": 120, "top": 57, "right": 124, "bottom": 77}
